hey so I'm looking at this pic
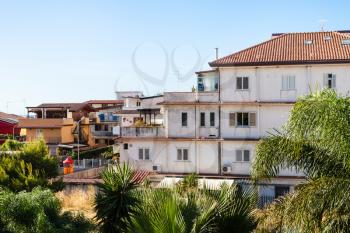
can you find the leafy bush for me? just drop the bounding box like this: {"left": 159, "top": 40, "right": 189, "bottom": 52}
{"left": 0, "top": 187, "right": 94, "bottom": 233}
{"left": 72, "top": 146, "right": 112, "bottom": 159}
{"left": 0, "top": 139, "right": 23, "bottom": 151}
{"left": 0, "top": 139, "right": 60, "bottom": 192}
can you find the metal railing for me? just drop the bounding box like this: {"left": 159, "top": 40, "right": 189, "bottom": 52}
{"left": 73, "top": 158, "right": 110, "bottom": 170}
{"left": 92, "top": 131, "right": 114, "bottom": 137}
{"left": 121, "top": 127, "right": 165, "bottom": 137}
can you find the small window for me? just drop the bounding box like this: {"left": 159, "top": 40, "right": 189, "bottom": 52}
{"left": 138, "top": 148, "right": 150, "bottom": 160}
{"left": 177, "top": 148, "right": 189, "bottom": 161}
{"left": 136, "top": 101, "right": 141, "bottom": 107}
{"left": 236, "top": 77, "right": 249, "bottom": 90}
{"left": 210, "top": 112, "right": 215, "bottom": 127}
{"left": 181, "top": 112, "right": 188, "bottom": 127}
{"left": 236, "top": 112, "right": 256, "bottom": 127}
{"left": 123, "top": 143, "right": 128, "bottom": 150}
{"left": 236, "top": 149, "right": 250, "bottom": 162}
{"left": 304, "top": 40, "right": 313, "bottom": 45}
{"left": 324, "top": 35, "right": 332, "bottom": 41}
{"left": 341, "top": 39, "right": 350, "bottom": 45}
{"left": 282, "top": 75, "right": 296, "bottom": 90}
{"left": 237, "top": 112, "right": 249, "bottom": 126}
{"left": 324, "top": 73, "right": 336, "bottom": 89}
{"left": 200, "top": 112, "right": 205, "bottom": 127}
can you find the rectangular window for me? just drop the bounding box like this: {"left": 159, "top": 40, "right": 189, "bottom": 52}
{"left": 177, "top": 148, "right": 189, "bottom": 161}
{"left": 200, "top": 112, "right": 205, "bottom": 127}
{"left": 236, "top": 112, "right": 256, "bottom": 127}
{"left": 237, "top": 112, "right": 249, "bottom": 126}
{"left": 236, "top": 77, "right": 249, "bottom": 90}
{"left": 123, "top": 143, "right": 128, "bottom": 150}
{"left": 138, "top": 148, "right": 150, "bottom": 160}
{"left": 236, "top": 149, "right": 250, "bottom": 162}
{"left": 210, "top": 112, "right": 215, "bottom": 127}
{"left": 324, "top": 73, "right": 336, "bottom": 89}
{"left": 282, "top": 75, "right": 296, "bottom": 90}
{"left": 181, "top": 112, "right": 188, "bottom": 127}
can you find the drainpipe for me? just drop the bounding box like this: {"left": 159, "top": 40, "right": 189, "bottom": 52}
{"left": 195, "top": 91, "right": 199, "bottom": 174}
{"left": 217, "top": 67, "right": 222, "bottom": 175}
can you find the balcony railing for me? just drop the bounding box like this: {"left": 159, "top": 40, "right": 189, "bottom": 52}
{"left": 92, "top": 131, "right": 114, "bottom": 137}
{"left": 121, "top": 127, "right": 165, "bottom": 137}
{"left": 163, "top": 92, "right": 219, "bottom": 103}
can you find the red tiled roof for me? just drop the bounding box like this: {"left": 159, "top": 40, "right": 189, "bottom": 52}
{"left": 0, "top": 112, "right": 24, "bottom": 120}
{"left": 209, "top": 31, "right": 350, "bottom": 67}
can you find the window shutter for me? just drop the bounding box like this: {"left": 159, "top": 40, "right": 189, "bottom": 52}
{"left": 323, "top": 74, "right": 328, "bottom": 88}
{"left": 138, "top": 149, "right": 143, "bottom": 160}
{"left": 229, "top": 113, "right": 236, "bottom": 127}
{"left": 249, "top": 113, "right": 256, "bottom": 127}
{"left": 332, "top": 74, "right": 336, "bottom": 88}
{"left": 177, "top": 149, "right": 182, "bottom": 160}
{"left": 289, "top": 76, "right": 295, "bottom": 89}
{"left": 145, "top": 149, "right": 150, "bottom": 160}
{"left": 243, "top": 150, "right": 250, "bottom": 162}
{"left": 183, "top": 149, "right": 188, "bottom": 160}
{"left": 236, "top": 150, "right": 242, "bottom": 161}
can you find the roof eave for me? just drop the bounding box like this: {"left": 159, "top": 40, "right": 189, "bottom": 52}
{"left": 209, "top": 60, "right": 350, "bottom": 67}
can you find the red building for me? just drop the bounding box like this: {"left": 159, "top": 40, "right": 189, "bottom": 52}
{"left": 0, "top": 112, "right": 23, "bottom": 144}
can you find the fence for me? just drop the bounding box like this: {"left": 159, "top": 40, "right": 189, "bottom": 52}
{"left": 73, "top": 158, "right": 110, "bottom": 170}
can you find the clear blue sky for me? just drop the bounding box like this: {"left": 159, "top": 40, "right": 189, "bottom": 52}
{"left": 1, "top": 0, "right": 349, "bottom": 115}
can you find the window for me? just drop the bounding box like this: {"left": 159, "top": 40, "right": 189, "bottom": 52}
{"left": 181, "top": 112, "right": 188, "bottom": 127}
{"left": 236, "top": 77, "right": 249, "bottom": 90}
{"left": 138, "top": 148, "right": 150, "bottom": 160}
{"left": 177, "top": 148, "right": 189, "bottom": 161}
{"left": 235, "top": 112, "right": 256, "bottom": 127}
{"left": 235, "top": 149, "right": 250, "bottom": 162}
{"left": 210, "top": 112, "right": 215, "bottom": 127}
{"left": 123, "top": 143, "right": 128, "bottom": 150}
{"left": 200, "top": 112, "right": 205, "bottom": 127}
{"left": 324, "top": 73, "right": 336, "bottom": 89}
{"left": 197, "top": 76, "right": 219, "bottom": 92}
{"left": 304, "top": 39, "right": 313, "bottom": 45}
{"left": 282, "top": 75, "right": 295, "bottom": 90}
{"left": 136, "top": 101, "right": 141, "bottom": 106}
{"left": 341, "top": 39, "right": 350, "bottom": 45}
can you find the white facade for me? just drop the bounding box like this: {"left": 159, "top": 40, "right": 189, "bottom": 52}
{"left": 119, "top": 57, "right": 350, "bottom": 197}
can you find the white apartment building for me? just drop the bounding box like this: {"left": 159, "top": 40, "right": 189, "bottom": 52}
{"left": 118, "top": 31, "right": 350, "bottom": 198}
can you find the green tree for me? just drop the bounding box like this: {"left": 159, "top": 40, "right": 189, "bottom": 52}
{"left": 0, "top": 138, "right": 60, "bottom": 192}
{"left": 94, "top": 164, "right": 257, "bottom": 233}
{"left": 252, "top": 89, "right": 350, "bottom": 232}
{"left": 0, "top": 187, "right": 94, "bottom": 233}
{"left": 94, "top": 163, "right": 139, "bottom": 233}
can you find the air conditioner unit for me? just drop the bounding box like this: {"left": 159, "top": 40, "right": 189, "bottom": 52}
{"left": 208, "top": 134, "right": 217, "bottom": 138}
{"left": 152, "top": 165, "right": 161, "bottom": 172}
{"left": 222, "top": 166, "right": 232, "bottom": 173}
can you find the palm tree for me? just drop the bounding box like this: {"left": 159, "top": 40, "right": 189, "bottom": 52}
{"left": 130, "top": 181, "right": 257, "bottom": 233}
{"left": 252, "top": 89, "right": 350, "bottom": 232}
{"left": 94, "top": 163, "right": 139, "bottom": 233}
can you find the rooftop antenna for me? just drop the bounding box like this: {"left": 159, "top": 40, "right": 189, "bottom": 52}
{"left": 215, "top": 48, "right": 219, "bottom": 59}
{"left": 319, "top": 19, "right": 327, "bottom": 32}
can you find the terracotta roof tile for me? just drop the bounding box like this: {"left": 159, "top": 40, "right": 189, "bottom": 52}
{"left": 209, "top": 31, "right": 350, "bottom": 67}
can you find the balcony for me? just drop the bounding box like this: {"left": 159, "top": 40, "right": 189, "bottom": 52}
{"left": 120, "top": 126, "right": 165, "bottom": 137}
{"left": 163, "top": 92, "right": 219, "bottom": 103}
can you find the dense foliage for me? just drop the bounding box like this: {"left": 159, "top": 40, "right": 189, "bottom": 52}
{"left": 0, "top": 139, "right": 60, "bottom": 192}
{"left": 252, "top": 89, "right": 350, "bottom": 232}
{"left": 0, "top": 187, "right": 94, "bottom": 233}
{"left": 94, "top": 164, "right": 257, "bottom": 233}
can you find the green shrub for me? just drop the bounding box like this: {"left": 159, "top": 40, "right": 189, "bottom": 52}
{"left": 0, "top": 187, "right": 94, "bottom": 233}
